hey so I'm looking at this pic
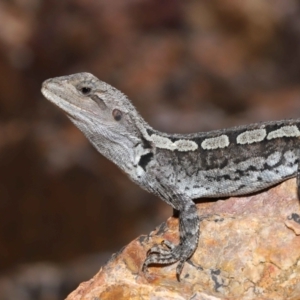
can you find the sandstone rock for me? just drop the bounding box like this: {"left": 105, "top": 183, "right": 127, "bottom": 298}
{"left": 66, "top": 178, "right": 300, "bottom": 300}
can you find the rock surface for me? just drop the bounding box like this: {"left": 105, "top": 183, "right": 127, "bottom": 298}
{"left": 67, "top": 178, "right": 300, "bottom": 300}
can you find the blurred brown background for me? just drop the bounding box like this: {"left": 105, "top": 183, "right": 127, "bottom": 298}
{"left": 1, "top": 0, "right": 300, "bottom": 299}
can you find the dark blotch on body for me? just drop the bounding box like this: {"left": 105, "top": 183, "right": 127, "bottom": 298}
{"left": 141, "top": 136, "right": 152, "bottom": 149}
{"left": 138, "top": 152, "right": 154, "bottom": 171}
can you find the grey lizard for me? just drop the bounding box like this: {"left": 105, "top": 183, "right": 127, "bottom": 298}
{"left": 41, "top": 72, "right": 300, "bottom": 280}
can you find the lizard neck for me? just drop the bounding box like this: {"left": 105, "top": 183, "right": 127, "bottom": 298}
{"left": 69, "top": 111, "right": 156, "bottom": 179}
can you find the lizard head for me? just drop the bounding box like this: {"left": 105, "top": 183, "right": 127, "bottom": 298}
{"left": 42, "top": 72, "right": 152, "bottom": 174}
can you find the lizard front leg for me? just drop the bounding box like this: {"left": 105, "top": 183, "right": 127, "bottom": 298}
{"left": 143, "top": 191, "right": 200, "bottom": 280}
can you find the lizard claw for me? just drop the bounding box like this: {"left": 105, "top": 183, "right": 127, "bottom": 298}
{"left": 147, "top": 239, "right": 175, "bottom": 255}
{"left": 143, "top": 242, "right": 191, "bottom": 280}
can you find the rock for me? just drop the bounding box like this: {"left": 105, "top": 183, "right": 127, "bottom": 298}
{"left": 66, "top": 178, "right": 300, "bottom": 300}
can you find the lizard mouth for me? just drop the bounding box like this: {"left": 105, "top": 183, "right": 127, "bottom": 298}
{"left": 41, "top": 86, "right": 89, "bottom": 117}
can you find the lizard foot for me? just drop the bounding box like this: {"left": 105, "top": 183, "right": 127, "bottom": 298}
{"left": 142, "top": 240, "right": 190, "bottom": 280}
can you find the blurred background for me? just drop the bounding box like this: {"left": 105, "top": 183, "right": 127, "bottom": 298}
{"left": 1, "top": 0, "right": 300, "bottom": 299}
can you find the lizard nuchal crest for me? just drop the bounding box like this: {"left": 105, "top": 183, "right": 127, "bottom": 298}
{"left": 42, "top": 72, "right": 300, "bottom": 280}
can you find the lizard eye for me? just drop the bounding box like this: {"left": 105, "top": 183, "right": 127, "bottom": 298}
{"left": 80, "top": 87, "right": 91, "bottom": 95}
{"left": 112, "top": 109, "right": 122, "bottom": 121}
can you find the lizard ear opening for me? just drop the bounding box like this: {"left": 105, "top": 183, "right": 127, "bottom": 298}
{"left": 112, "top": 109, "right": 123, "bottom": 121}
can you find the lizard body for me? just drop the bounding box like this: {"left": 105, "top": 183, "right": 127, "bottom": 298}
{"left": 42, "top": 72, "right": 300, "bottom": 279}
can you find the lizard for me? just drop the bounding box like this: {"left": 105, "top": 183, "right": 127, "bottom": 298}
{"left": 41, "top": 72, "right": 300, "bottom": 280}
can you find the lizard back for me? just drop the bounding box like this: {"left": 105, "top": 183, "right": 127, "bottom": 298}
{"left": 145, "top": 119, "right": 300, "bottom": 198}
